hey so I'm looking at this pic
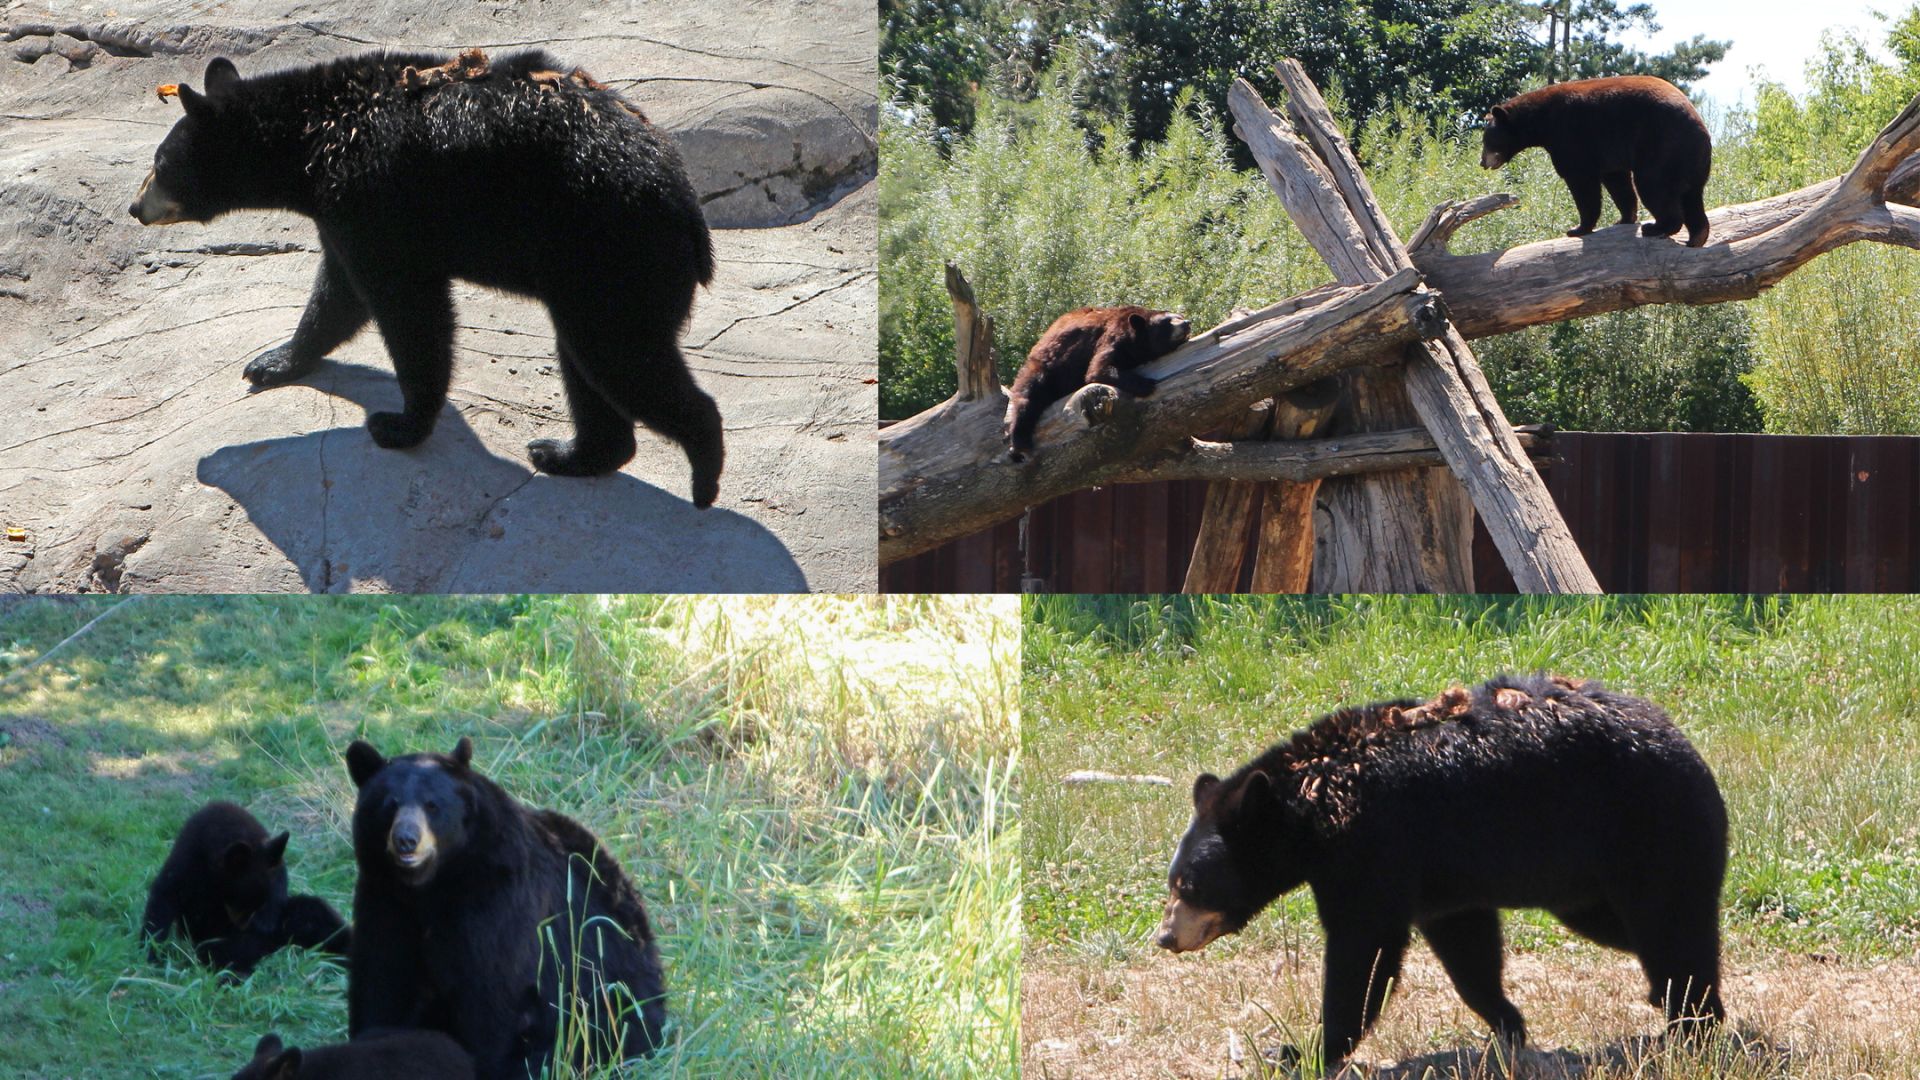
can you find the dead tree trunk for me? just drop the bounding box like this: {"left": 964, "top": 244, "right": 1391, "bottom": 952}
{"left": 876, "top": 70, "right": 1920, "bottom": 584}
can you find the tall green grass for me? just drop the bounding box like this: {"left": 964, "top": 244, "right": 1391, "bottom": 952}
{"left": 0, "top": 595, "right": 1018, "bottom": 1080}
{"left": 1024, "top": 595, "right": 1920, "bottom": 962}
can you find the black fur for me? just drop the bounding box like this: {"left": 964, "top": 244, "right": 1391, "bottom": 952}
{"left": 1161, "top": 675, "right": 1727, "bottom": 1073}
{"left": 141, "top": 801, "right": 348, "bottom": 975}
{"left": 344, "top": 737, "right": 666, "bottom": 1080}
{"left": 133, "top": 50, "right": 722, "bottom": 503}
{"left": 231, "top": 1030, "right": 474, "bottom": 1080}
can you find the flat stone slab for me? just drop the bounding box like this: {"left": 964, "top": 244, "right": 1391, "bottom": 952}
{"left": 0, "top": 0, "right": 878, "bottom": 593}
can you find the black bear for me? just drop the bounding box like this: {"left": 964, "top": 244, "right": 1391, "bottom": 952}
{"left": 1481, "top": 76, "right": 1712, "bottom": 247}
{"left": 230, "top": 1030, "right": 474, "bottom": 1080}
{"left": 1003, "top": 305, "right": 1191, "bottom": 460}
{"left": 142, "top": 801, "right": 351, "bottom": 976}
{"left": 344, "top": 737, "right": 665, "bottom": 1080}
{"left": 131, "top": 49, "right": 723, "bottom": 505}
{"left": 1158, "top": 675, "right": 1726, "bottom": 1073}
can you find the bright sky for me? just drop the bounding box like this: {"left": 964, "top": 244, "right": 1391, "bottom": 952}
{"left": 1619, "top": 0, "right": 1899, "bottom": 109}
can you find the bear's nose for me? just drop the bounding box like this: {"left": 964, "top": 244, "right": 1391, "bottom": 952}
{"left": 392, "top": 828, "right": 419, "bottom": 854}
{"left": 1155, "top": 929, "right": 1177, "bottom": 951}
{"left": 127, "top": 201, "right": 140, "bottom": 219}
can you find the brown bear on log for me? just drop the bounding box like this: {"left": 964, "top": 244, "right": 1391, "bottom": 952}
{"left": 1481, "top": 76, "right": 1712, "bottom": 247}
{"left": 1003, "top": 306, "right": 1191, "bottom": 461}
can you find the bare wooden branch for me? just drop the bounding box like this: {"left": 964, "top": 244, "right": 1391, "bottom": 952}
{"left": 946, "top": 262, "right": 1003, "bottom": 402}
{"left": 1248, "top": 64, "right": 1598, "bottom": 593}
{"left": 1115, "top": 427, "right": 1551, "bottom": 485}
{"left": 878, "top": 268, "right": 1444, "bottom": 562}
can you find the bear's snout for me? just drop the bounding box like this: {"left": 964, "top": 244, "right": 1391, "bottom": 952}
{"left": 387, "top": 805, "right": 438, "bottom": 872}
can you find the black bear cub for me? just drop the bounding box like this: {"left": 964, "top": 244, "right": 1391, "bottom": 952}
{"left": 1481, "top": 75, "right": 1712, "bottom": 247}
{"left": 231, "top": 1031, "right": 474, "bottom": 1080}
{"left": 345, "top": 737, "right": 665, "bottom": 1080}
{"left": 132, "top": 49, "right": 722, "bottom": 505}
{"left": 1003, "top": 305, "right": 1191, "bottom": 460}
{"left": 1160, "top": 675, "right": 1726, "bottom": 1074}
{"left": 142, "top": 801, "right": 350, "bottom": 975}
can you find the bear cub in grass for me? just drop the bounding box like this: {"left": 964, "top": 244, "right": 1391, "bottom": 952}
{"left": 1003, "top": 305, "right": 1191, "bottom": 460}
{"left": 132, "top": 49, "right": 722, "bottom": 505}
{"left": 1481, "top": 76, "right": 1712, "bottom": 247}
{"left": 142, "top": 801, "right": 350, "bottom": 976}
{"left": 232, "top": 1031, "right": 474, "bottom": 1080}
{"left": 345, "top": 737, "right": 665, "bottom": 1080}
{"left": 1160, "top": 674, "right": 1727, "bottom": 1074}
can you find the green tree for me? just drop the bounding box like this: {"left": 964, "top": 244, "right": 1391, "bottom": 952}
{"left": 1528, "top": 1, "right": 1728, "bottom": 86}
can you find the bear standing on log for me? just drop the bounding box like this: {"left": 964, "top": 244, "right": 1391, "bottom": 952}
{"left": 1002, "top": 305, "right": 1191, "bottom": 461}
{"left": 1481, "top": 76, "right": 1713, "bottom": 247}
{"left": 131, "top": 50, "right": 723, "bottom": 506}
{"left": 1158, "top": 674, "right": 1727, "bottom": 1075}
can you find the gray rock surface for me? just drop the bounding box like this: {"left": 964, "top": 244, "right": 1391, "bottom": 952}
{"left": 0, "top": 0, "right": 878, "bottom": 593}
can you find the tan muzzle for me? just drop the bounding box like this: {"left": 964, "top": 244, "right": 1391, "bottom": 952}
{"left": 130, "top": 168, "right": 188, "bottom": 225}
{"left": 1155, "top": 893, "right": 1228, "bottom": 953}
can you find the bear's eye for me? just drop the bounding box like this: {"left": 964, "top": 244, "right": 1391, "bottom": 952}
{"left": 425, "top": 799, "right": 439, "bottom": 812}
{"left": 383, "top": 796, "right": 398, "bottom": 812}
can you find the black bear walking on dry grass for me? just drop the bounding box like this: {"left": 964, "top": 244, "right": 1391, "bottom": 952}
{"left": 229, "top": 1031, "right": 474, "bottom": 1080}
{"left": 142, "top": 800, "right": 350, "bottom": 976}
{"left": 1003, "top": 305, "right": 1191, "bottom": 460}
{"left": 344, "top": 737, "right": 665, "bottom": 1080}
{"left": 131, "top": 49, "right": 723, "bottom": 505}
{"left": 1481, "top": 76, "right": 1713, "bottom": 247}
{"left": 1158, "top": 674, "right": 1727, "bottom": 1074}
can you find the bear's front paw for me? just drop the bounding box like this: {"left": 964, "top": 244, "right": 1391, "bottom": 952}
{"left": 366, "top": 411, "right": 434, "bottom": 449}
{"left": 243, "top": 343, "right": 318, "bottom": 388}
{"left": 1641, "top": 221, "right": 1681, "bottom": 238}
{"left": 1565, "top": 225, "right": 1594, "bottom": 237}
{"left": 527, "top": 437, "right": 622, "bottom": 477}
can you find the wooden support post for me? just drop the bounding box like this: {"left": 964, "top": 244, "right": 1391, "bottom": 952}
{"left": 1181, "top": 400, "right": 1275, "bottom": 593}
{"left": 1249, "top": 379, "right": 1341, "bottom": 592}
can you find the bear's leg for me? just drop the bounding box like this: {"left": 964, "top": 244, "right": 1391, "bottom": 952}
{"left": 1419, "top": 909, "right": 1526, "bottom": 1047}
{"left": 360, "top": 278, "right": 456, "bottom": 449}
{"left": 140, "top": 884, "right": 180, "bottom": 963}
{"left": 1319, "top": 927, "right": 1410, "bottom": 1068}
{"left": 527, "top": 344, "right": 638, "bottom": 477}
{"left": 244, "top": 248, "right": 370, "bottom": 388}
{"left": 1636, "top": 164, "right": 1687, "bottom": 239}
{"left": 1601, "top": 172, "right": 1638, "bottom": 226}
{"left": 1682, "top": 185, "right": 1711, "bottom": 247}
{"left": 1623, "top": 897, "right": 1724, "bottom": 1035}
{"left": 536, "top": 323, "right": 724, "bottom": 508}
{"left": 1003, "top": 390, "right": 1039, "bottom": 461}
{"left": 1559, "top": 172, "right": 1604, "bottom": 237}
{"left": 346, "top": 889, "right": 429, "bottom": 1035}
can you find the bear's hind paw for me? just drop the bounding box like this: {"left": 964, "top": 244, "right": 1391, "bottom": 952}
{"left": 367, "top": 411, "right": 435, "bottom": 449}
{"left": 527, "top": 437, "right": 625, "bottom": 478}
{"left": 243, "top": 343, "right": 319, "bottom": 388}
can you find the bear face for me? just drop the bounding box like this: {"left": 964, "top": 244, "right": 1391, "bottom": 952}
{"left": 132, "top": 58, "right": 255, "bottom": 225}
{"left": 347, "top": 737, "right": 477, "bottom": 887}
{"left": 1478, "top": 104, "right": 1525, "bottom": 170}
{"left": 1157, "top": 770, "right": 1305, "bottom": 953}
{"left": 215, "top": 828, "right": 292, "bottom": 929}
{"left": 232, "top": 1034, "right": 299, "bottom": 1080}
{"left": 1114, "top": 309, "right": 1192, "bottom": 362}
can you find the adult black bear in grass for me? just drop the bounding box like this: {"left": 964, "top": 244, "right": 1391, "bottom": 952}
{"left": 1003, "top": 305, "right": 1191, "bottom": 461}
{"left": 231, "top": 1031, "right": 474, "bottom": 1080}
{"left": 345, "top": 737, "right": 665, "bottom": 1080}
{"left": 1481, "top": 76, "right": 1712, "bottom": 247}
{"left": 130, "top": 49, "right": 722, "bottom": 505}
{"left": 1158, "top": 674, "right": 1727, "bottom": 1074}
{"left": 142, "top": 801, "right": 351, "bottom": 976}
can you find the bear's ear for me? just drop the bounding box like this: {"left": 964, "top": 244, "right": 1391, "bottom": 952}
{"left": 177, "top": 83, "right": 210, "bottom": 118}
{"left": 262, "top": 831, "right": 289, "bottom": 867}
{"left": 1489, "top": 104, "right": 1510, "bottom": 126}
{"left": 203, "top": 57, "right": 240, "bottom": 98}
{"left": 346, "top": 740, "right": 386, "bottom": 788}
{"left": 253, "top": 1033, "right": 283, "bottom": 1059}
{"left": 1127, "top": 312, "right": 1149, "bottom": 337}
{"left": 1191, "top": 773, "right": 1220, "bottom": 807}
{"left": 1231, "top": 770, "right": 1273, "bottom": 815}
{"left": 223, "top": 840, "right": 257, "bottom": 876}
{"left": 450, "top": 736, "right": 473, "bottom": 768}
{"left": 269, "top": 1047, "right": 302, "bottom": 1080}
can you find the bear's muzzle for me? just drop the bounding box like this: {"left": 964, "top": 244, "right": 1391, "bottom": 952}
{"left": 1156, "top": 893, "right": 1228, "bottom": 953}
{"left": 130, "top": 168, "right": 189, "bottom": 225}
{"left": 387, "top": 804, "right": 439, "bottom": 874}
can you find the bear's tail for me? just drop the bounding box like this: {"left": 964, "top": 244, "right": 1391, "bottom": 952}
{"left": 1683, "top": 186, "right": 1710, "bottom": 248}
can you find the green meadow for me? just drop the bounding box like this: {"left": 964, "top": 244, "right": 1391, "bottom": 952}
{"left": 0, "top": 594, "right": 1018, "bottom": 1080}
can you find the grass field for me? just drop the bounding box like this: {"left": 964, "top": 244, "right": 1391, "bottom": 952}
{"left": 0, "top": 594, "right": 1018, "bottom": 1080}
{"left": 1023, "top": 595, "right": 1920, "bottom": 1079}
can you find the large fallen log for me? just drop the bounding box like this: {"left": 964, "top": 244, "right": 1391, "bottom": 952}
{"left": 878, "top": 268, "right": 1448, "bottom": 561}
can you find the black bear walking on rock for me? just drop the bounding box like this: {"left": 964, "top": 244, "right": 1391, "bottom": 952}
{"left": 132, "top": 49, "right": 723, "bottom": 505}
{"left": 1003, "top": 305, "right": 1190, "bottom": 461}
{"left": 230, "top": 1031, "right": 474, "bottom": 1080}
{"left": 344, "top": 737, "right": 665, "bottom": 1080}
{"left": 1481, "top": 76, "right": 1713, "bottom": 247}
{"left": 142, "top": 800, "right": 350, "bottom": 976}
{"left": 1159, "top": 674, "right": 1727, "bottom": 1074}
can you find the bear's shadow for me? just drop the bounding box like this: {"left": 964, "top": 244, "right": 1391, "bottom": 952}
{"left": 196, "top": 359, "right": 807, "bottom": 592}
{"left": 1268, "top": 1024, "right": 1789, "bottom": 1079}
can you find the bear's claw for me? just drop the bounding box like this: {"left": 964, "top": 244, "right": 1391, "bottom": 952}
{"left": 243, "top": 343, "right": 318, "bottom": 388}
